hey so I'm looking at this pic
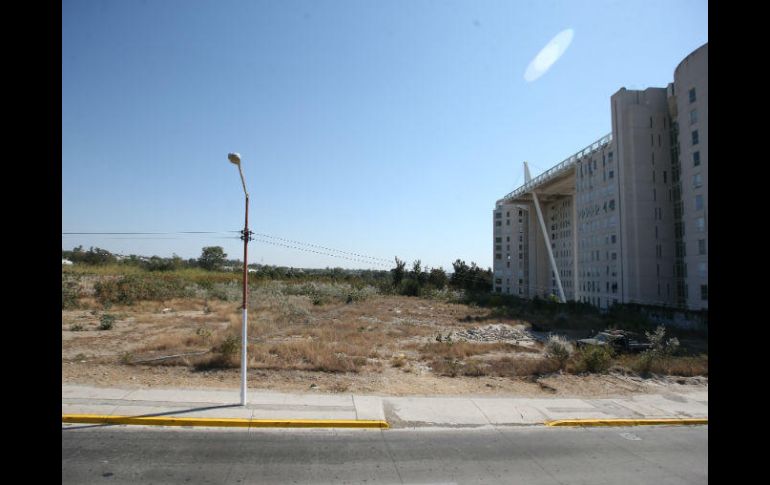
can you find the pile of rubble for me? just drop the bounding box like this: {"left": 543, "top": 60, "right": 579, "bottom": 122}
{"left": 449, "top": 324, "right": 540, "bottom": 345}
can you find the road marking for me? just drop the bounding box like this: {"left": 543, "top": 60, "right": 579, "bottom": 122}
{"left": 619, "top": 432, "right": 642, "bottom": 440}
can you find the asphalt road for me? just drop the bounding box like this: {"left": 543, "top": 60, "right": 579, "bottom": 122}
{"left": 62, "top": 425, "right": 707, "bottom": 484}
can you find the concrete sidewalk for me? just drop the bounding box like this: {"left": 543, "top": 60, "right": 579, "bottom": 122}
{"left": 62, "top": 384, "right": 707, "bottom": 428}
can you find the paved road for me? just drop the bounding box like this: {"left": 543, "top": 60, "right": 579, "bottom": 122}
{"left": 62, "top": 425, "right": 707, "bottom": 484}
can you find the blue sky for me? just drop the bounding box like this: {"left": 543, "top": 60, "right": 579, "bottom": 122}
{"left": 62, "top": 0, "right": 708, "bottom": 271}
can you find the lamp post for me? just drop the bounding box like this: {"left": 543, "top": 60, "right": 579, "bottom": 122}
{"left": 228, "top": 152, "right": 251, "bottom": 406}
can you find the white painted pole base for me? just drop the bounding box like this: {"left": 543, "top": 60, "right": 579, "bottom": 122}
{"left": 241, "top": 308, "right": 248, "bottom": 406}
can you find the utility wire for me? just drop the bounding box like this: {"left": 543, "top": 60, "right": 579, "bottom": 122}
{"left": 252, "top": 233, "right": 392, "bottom": 264}
{"left": 62, "top": 231, "right": 234, "bottom": 235}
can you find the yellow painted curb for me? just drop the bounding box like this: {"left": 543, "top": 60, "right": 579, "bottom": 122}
{"left": 62, "top": 414, "right": 389, "bottom": 429}
{"left": 545, "top": 418, "right": 707, "bottom": 427}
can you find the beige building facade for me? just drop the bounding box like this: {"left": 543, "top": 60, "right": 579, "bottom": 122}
{"left": 493, "top": 43, "right": 707, "bottom": 311}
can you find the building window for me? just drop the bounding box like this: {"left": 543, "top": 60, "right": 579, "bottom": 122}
{"left": 701, "top": 285, "right": 708, "bottom": 301}
{"left": 692, "top": 130, "right": 699, "bottom": 145}
{"left": 693, "top": 151, "right": 700, "bottom": 167}
{"left": 698, "top": 239, "right": 706, "bottom": 255}
{"left": 689, "top": 87, "right": 696, "bottom": 103}
{"left": 609, "top": 199, "right": 615, "bottom": 210}
{"left": 693, "top": 173, "right": 702, "bottom": 188}
{"left": 506, "top": 261, "right": 510, "bottom": 268}
{"left": 495, "top": 253, "right": 502, "bottom": 260}
{"left": 690, "top": 109, "right": 697, "bottom": 125}
{"left": 609, "top": 170, "right": 614, "bottom": 179}
{"left": 495, "top": 221, "right": 502, "bottom": 227}
{"left": 495, "top": 237, "right": 502, "bottom": 243}
{"left": 495, "top": 212, "right": 502, "bottom": 219}
{"left": 611, "top": 234, "right": 616, "bottom": 244}
{"left": 506, "top": 220, "right": 510, "bottom": 225}
{"left": 696, "top": 217, "right": 705, "bottom": 232}
{"left": 695, "top": 194, "right": 704, "bottom": 211}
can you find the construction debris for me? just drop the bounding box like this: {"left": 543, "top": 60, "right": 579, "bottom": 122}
{"left": 449, "top": 324, "right": 540, "bottom": 344}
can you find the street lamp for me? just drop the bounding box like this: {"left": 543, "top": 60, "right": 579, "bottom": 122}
{"left": 228, "top": 152, "right": 252, "bottom": 406}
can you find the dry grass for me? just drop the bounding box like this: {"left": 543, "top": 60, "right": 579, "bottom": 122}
{"left": 486, "top": 356, "right": 561, "bottom": 377}
{"left": 429, "top": 355, "right": 560, "bottom": 378}
{"left": 416, "top": 341, "right": 538, "bottom": 360}
{"left": 247, "top": 339, "right": 363, "bottom": 373}
{"left": 614, "top": 353, "right": 708, "bottom": 377}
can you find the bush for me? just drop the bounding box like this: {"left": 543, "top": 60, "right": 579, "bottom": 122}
{"left": 573, "top": 345, "right": 614, "bottom": 373}
{"left": 399, "top": 279, "right": 421, "bottom": 297}
{"left": 94, "top": 274, "right": 189, "bottom": 305}
{"left": 62, "top": 281, "right": 80, "bottom": 309}
{"left": 99, "top": 314, "right": 116, "bottom": 330}
{"left": 634, "top": 326, "right": 681, "bottom": 375}
{"left": 217, "top": 334, "right": 240, "bottom": 358}
{"left": 544, "top": 334, "right": 573, "bottom": 368}
{"left": 70, "top": 323, "right": 84, "bottom": 332}
{"left": 645, "top": 325, "right": 680, "bottom": 356}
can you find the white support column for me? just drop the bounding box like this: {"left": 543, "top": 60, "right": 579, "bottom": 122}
{"left": 524, "top": 162, "right": 566, "bottom": 303}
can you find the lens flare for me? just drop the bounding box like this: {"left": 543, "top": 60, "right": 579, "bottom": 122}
{"left": 524, "top": 29, "right": 574, "bottom": 82}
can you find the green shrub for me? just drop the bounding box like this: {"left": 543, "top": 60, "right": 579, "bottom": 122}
{"left": 544, "top": 334, "right": 573, "bottom": 368}
{"left": 217, "top": 334, "right": 240, "bottom": 358}
{"left": 634, "top": 326, "right": 681, "bottom": 375}
{"left": 94, "top": 274, "right": 188, "bottom": 305}
{"left": 70, "top": 323, "right": 84, "bottom": 332}
{"left": 99, "top": 314, "right": 116, "bottom": 330}
{"left": 62, "top": 281, "right": 80, "bottom": 309}
{"left": 574, "top": 345, "right": 614, "bottom": 373}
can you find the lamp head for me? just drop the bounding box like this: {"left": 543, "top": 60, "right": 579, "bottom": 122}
{"left": 228, "top": 153, "right": 241, "bottom": 165}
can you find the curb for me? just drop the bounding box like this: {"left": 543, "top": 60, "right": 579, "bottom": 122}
{"left": 62, "top": 414, "right": 389, "bottom": 429}
{"left": 545, "top": 418, "right": 707, "bottom": 427}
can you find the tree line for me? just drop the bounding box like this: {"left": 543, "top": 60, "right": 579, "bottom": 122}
{"left": 62, "top": 246, "right": 492, "bottom": 294}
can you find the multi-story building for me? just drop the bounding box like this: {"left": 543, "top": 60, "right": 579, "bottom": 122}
{"left": 493, "top": 43, "right": 707, "bottom": 311}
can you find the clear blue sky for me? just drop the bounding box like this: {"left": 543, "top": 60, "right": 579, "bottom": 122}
{"left": 62, "top": 0, "right": 708, "bottom": 271}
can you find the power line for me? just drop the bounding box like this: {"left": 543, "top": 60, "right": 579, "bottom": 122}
{"left": 252, "top": 233, "right": 392, "bottom": 264}
{"left": 251, "top": 238, "right": 392, "bottom": 268}
{"left": 62, "top": 231, "right": 235, "bottom": 235}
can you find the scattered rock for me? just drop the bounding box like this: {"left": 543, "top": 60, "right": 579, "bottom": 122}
{"left": 451, "top": 324, "right": 538, "bottom": 344}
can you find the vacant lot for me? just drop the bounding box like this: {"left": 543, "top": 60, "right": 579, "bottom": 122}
{"left": 62, "top": 272, "right": 707, "bottom": 397}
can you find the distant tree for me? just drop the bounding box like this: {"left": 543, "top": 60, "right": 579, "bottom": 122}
{"left": 198, "top": 246, "right": 227, "bottom": 271}
{"left": 428, "top": 267, "right": 448, "bottom": 289}
{"left": 450, "top": 259, "right": 469, "bottom": 289}
{"left": 392, "top": 257, "right": 406, "bottom": 287}
{"left": 450, "top": 259, "right": 491, "bottom": 292}
{"left": 78, "top": 247, "right": 116, "bottom": 265}
{"left": 407, "top": 260, "right": 423, "bottom": 285}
